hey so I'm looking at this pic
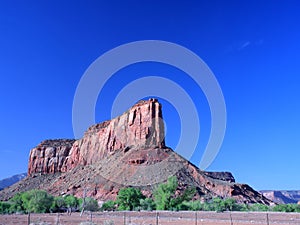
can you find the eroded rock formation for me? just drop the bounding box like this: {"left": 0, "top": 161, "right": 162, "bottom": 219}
{"left": 1, "top": 98, "right": 273, "bottom": 205}
{"left": 28, "top": 98, "right": 165, "bottom": 175}
{"left": 28, "top": 139, "right": 75, "bottom": 175}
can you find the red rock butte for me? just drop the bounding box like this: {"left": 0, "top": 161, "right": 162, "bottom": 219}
{"left": 0, "top": 99, "right": 273, "bottom": 205}
{"left": 28, "top": 98, "right": 165, "bottom": 175}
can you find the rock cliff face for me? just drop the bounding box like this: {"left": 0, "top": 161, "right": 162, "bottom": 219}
{"left": 0, "top": 98, "right": 273, "bottom": 205}
{"left": 28, "top": 139, "right": 75, "bottom": 175}
{"left": 28, "top": 99, "right": 165, "bottom": 175}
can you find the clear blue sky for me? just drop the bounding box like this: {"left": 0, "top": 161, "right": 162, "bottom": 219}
{"left": 0, "top": 1, "right": 299, "bottom": 190}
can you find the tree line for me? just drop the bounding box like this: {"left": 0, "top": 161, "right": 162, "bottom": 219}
{"left": 0, "top": 189, "right": 98, "bottom": 214}
{"left": 0, "top": 176, "right": 300, "bottom": 214}
{"left": 101, "top": 176, "right": 300, "bottom": 213}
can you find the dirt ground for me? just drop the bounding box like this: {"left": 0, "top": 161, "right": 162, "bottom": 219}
{"left": 0, "top": 211, "right": 299, "bottom": 225}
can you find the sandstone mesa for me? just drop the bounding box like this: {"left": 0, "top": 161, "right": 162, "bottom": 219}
{"left": 0, "top": 99, "right": 272, "bottom": 205}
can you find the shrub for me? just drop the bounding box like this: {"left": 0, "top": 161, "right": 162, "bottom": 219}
{"left": 139, "top": 198, "right": 155, "bottom": 211}
{"left": 248, "top": 203, "right": 270, "bottom": 212}
{"left": 179, "top": 200, "right": 203, "bottom": 211}
{"left": 84, "top": 197, "right": 99, "bottom": 212}
{"left": 273, "top": 204, "right": 300, "bottom": 212}
{"left": 116, "top": 187, "right": 144, "bottom": 211}
{"left": 223, "top": 198, "right": 239, "bottom": 211}
{"left": 210, "top": 197, "right": 226, "bottom": 212}
{"left": 170, "top": 187, "right": 196, "bottom": 210}
{"left": 50, "top": 196, "right": 66, "bottom": 212}
{"left": 0, "top": 201, "right": 11, "bottom": 214}
{"left": 101, "top": 200, "right": 116, "bottom": 211}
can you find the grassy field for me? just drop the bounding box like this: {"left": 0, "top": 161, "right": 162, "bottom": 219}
{"left": 0, "top": 211, "right": 300, "bottom": 225}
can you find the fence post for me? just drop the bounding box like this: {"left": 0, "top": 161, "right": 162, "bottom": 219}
{"left": 124, "top": 211, "right": 126, "bottom": 225}
{"left": 129, "top": 212, "right": 131, "bottom": 224}
{"left": 27, "top": 212, "right": 30, "bottom": 225}
{"left": 266, "top": 213, "right": 269, "bottom": 225}
{"left": 230, "top": 212, "right": 233, "bottom": 225}
{"left": 56, "top": 213, "right": 60, "bottom": 225}
{"left": 156, "top": 211, "right": 159, "bottom": 225}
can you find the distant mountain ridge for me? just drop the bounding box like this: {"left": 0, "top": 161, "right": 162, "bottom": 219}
{"left": 260, "top": 190, "right": 300, "bottom": 204}
{"left": 0, "top": 173, "right": 27, "bottom": 190}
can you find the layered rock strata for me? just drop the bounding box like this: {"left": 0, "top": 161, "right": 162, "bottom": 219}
{"left": 1, "top": 98, "right": 273, "bottom": 205}
{"left": 28, "top": 98, "right": 165, "bottom": 175}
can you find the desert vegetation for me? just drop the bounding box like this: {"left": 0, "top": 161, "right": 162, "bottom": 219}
{"left": 101, "top": 176, "right": 300, "bottom": 213}
{"left": 1, "top": 176, "right": 300, "bottom": 215}
{"left": 0, "top": 189, "right": 98, "bottom": 214}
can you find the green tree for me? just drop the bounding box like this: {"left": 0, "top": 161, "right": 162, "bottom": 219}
{"left": 0, "top": 202, "right": 11, "bottom": 214}
{"left": 101, "top": 200, "right": 116, "bottom": 211}
{"left": 170, "top": 187, "right": 196, "bottom": 210}
{"left": 223, "top": 198, "right": 238, "bottom": 211}
{"left": 211, "top": 197, "right": 226, "bottom": 212}
{"left": 116, "top": 187, "right": 144, "bottom": 210}
{"left": 208, "top": 197, "right": 242, "bottom": 212}
{"left": 295, "top": 204, "right": 300, "bottom": 213}
{"left": 9, "top": 192, "right": 25, "bottom": 213}
{"left": 273, "top": 204, "right": 300, "bottom": 212}
{"left": 139, "top": 198, "right": 155, "bottom": 211}
{"left": 153, "top": 176, "right": 178, "bottom": 210}
{"left": 84, "top": 197, "right": 99, "bottom": 212}
{"left": 65, "top": 195, "right": 79, "bottom": 209}
{"left": 202, "top": 201, "right": 213, "bottom": 211}
{"left": 179, "top": 200, "right": 203, "bottom": 211}
{"left": 21, "top": 189, "right": 54, "bottom": 213}
{"left": 153, "top": 176, "right": 197, "bottom": 211}
{"left": 50, "top": 196, "right": 66, "bottom": 212}
{"left": 249, "top": 203, "right": 270, "bottom": 212}
{"left": 235, "top": 203, "right": 249, "bottom": 211}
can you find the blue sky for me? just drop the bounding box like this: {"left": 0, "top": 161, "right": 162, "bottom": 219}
{"left": 0, "top": 1, "right": 299, "bottom": 190}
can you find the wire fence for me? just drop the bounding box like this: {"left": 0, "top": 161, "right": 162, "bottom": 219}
{"left": 92, "top": 211, "right": 300, "bottom": 225}
{"left": 1, "top": 211, "right": 300, "bottom": 225}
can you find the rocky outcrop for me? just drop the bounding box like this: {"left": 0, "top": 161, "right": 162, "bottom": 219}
{"left": 28, "top": 99, "right": 165, "bottom": 175}
{"left": 63, "top": 99, "right": 165, "bottom": 171}
{"left": 0, "top": 98, "right": 273, "bottom": 205}
{"left": 28, "top": 139, "right": 75, "bottom": 175}
{"left": 260, "top": 190, "right": 300, "bottom": 204}
{"left": 203, "top": 171, "right": 235, "bottom": 183}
